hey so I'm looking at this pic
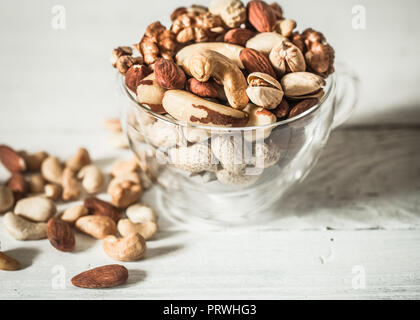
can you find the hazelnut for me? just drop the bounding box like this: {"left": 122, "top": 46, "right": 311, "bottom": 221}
{"left": 125, "top": 65, "right": 152, "bottom": 92}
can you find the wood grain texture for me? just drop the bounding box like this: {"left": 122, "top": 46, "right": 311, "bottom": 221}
{"left": 267, "top": 126, "right": 420, "bottom": 230}
{"left": 0, "top": 230, "right": 419, "bottom": 299}
{"left": 0, "top": 128, "right": 419, "bottom": 299}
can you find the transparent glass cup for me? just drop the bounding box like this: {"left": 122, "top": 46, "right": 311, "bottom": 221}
{"left": 117, "top": 64, "right": 359, "bottom": 228}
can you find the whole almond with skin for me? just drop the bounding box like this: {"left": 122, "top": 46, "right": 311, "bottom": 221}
{"left": 0, "top": 145, "right": 26, "bottom": 173}
{"left": 247, "top": 1, "right": 276, "bottom": 33}
{"left": 288, "top": 98, "right": 319, "bottom": 119}
{"left": 47, "top": 218, "right": 75, "bottom": 252}
{"left": 240, "top": 48, "right": 276, "bottom": 79}
{"left": 84, "top": 197, "right": 122, "bottom": 222}
{"left": 71, "top": 264, "right": 129, "bottom": 289}
{"left": 154, "top": 58, "right": 186, "bottom": 90}
{"left": 224, "top": 28, "right": 256, "bottom": 46}
{"left": 7, "top": 173, "right": 28, "bottom": 200}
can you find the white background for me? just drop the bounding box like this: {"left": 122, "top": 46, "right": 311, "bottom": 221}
{"left": 1, "top": 0, "right": 420, "bottom": 132}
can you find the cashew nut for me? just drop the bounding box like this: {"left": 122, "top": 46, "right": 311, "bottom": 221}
{"left": 0, "top": 185, "right": 14, "bottom": 213}
{"left": 182, "top": 50, "right": 249, "bottom": 109}
{"left": 176, "top": 42, "right": 245, "bottom": 69}
{"left": 111, "top": 158, "right": 139, "bottom": 177}
{"left": 102, "top": 233, "right": 147, "bottom": 262}
{"left": 41, "top": 156, "right": 63, "bottom": 185}
{"left": 75, "top": 215, "right": 116, "bottom": 239}
{"left": 78, "top": 164, "right": 104, "bottom": 194}
{"left": 108, "top": 180, "right": 142, "bottom": 209}
{"left": 3, "top": 212, "right": 47, "bottom": 240}
{"left": 14, "top": 196, "right": 56, "bottom": 222}
{"left": 66, "top": 148, "right": 91, "bottom": 172}
{"left": 61, "top": 205, "right": 89, "bottom": 225}
{"left": 117, "top": 219, "right": 158, "bottom": 240}
{"left": 108, "top": 172, "right": 141, "bottom": 194}
{"left": 126, "top": 203, "right": 158, "bottom": 223}
{"left": 62, "top": 167, "right": 82, "bottom": 201}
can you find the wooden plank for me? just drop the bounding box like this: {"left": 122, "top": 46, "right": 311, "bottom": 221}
{"left": 0, "top": 230, "right": 419, "bottom": 299}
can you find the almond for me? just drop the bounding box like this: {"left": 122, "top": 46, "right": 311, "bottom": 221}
{"left": 7, "top": 173, "right": 28, "bottom": 200}
{"left": 247, "top": 1, "right": 276, "bottom": 33}
{"left": 84, "top": 197, "right": 122, "bottom": 222}
{"left": 154, "top": 58, "right": 186, "bottom": 90}
{"left": 125, "top": 64, "right": 152, "bottom": 92}
{"left": 224, "top": 28, "right": 256, "bottom": 46}
{"left": 0, "top": 145, "right": 26, "bottom": 173}
{"left": 288, "top": 98, "right": 319, "bottom": 119}
{"left": 71, "top": 264, "right": 128, "bottom": 289}
{"left": 240, "top": 48, "right": 276, "bottom": 78}
{"left": 47, "top": 218, "right": 75, "bottom": 252}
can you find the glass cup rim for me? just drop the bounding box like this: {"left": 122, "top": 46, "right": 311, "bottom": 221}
{"left": 119, "top": 72, "right": 335, "bottom": 132}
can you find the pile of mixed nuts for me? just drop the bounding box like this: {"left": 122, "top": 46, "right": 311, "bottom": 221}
{"left": 0, "top": 143, "right": 158, "bottom": 288}
{"left": 112, "top": 0, "right": 335, "bottom": 185}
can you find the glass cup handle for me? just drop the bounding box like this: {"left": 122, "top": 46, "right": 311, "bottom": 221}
{"left": 332, "top": 63, "right": 360, "bottom": 129}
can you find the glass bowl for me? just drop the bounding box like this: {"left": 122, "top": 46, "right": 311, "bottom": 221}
{"left": 117, "top": 64, "right": 359, "bottom": 228}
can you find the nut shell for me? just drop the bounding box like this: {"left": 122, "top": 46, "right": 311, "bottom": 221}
{"left": 269, "top": 40, "right": 306, "bottom": 76}
{"left": 246, "top": 72, "right": 283, "bottom": 109}
{"left": 281, "top": 72, "right": 326, "bottom": 98}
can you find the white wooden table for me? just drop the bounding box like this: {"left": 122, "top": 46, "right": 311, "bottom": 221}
{"left": 1, "top": 0, "right": 420, "bottom": 299}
